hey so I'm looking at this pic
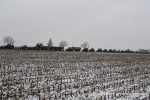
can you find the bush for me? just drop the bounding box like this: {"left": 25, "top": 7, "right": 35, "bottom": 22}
{"left": 89, "top": 48, "right": 95, "bottom": 52}
{"left": 103, "top": 49, "right": 108, "bottom": 52}
{"left": 3, "top": 44, "right": 14, "bottom": 49}
{"left": 65, "top": 47, "right": 73, "bottom": 51}
{"left": 96, "top": 48, "right": 102, "bottom": 52}
{"left": 82, "top": 48, "right": 89, "bottom": 52}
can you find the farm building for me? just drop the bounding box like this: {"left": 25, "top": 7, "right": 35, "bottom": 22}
{"left": 66, "top": 47, "right": 81, "bottom": 51}
{"left": 36, "top": 46, "right": 64, "bottom": 51}
{"left": 48, "top": 46, "right": 64, "bottom": 51}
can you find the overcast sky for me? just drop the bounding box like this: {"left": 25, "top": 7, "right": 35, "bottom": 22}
{"left": 0, "top": 0, "right": 150, "bottom": 50}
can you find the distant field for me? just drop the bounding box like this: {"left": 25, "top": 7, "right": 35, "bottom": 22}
{"left": 0, "top": 50, "right": 150, "bottom": 100}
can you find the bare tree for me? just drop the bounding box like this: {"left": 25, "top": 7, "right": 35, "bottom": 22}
{"left": 59, "top": 40, "right": 68, "bottom": 47}
{"left": 81, "top": 41, "right": 89, "bottom": 49}
{"left": 3, "top": 36, "right": 15, "bottom": 46}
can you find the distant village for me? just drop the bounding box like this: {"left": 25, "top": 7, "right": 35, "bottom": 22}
{"left": 0, "top": 36, "right": 150, "bottom": 53}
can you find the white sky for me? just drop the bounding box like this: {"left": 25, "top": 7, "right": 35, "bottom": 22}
{"left": 0, "top": 0, "right": 150, "bottom": 50}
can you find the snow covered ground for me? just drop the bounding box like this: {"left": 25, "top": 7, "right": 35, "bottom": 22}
{"left": 0, "top": 50, "right": 150, "bottom": 100}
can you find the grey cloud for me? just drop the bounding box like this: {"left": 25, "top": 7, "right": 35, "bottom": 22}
{"left": 0, "top": 0, "right": 149, "bottom": 50}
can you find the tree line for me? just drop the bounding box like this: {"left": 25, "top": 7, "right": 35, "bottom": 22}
{"left": 0, "top": 36, "right": 148, "bottom": 53}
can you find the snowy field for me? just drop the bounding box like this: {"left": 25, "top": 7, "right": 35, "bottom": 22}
{"left": 0, "top": 50, "right": 150, "bottom": 100}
